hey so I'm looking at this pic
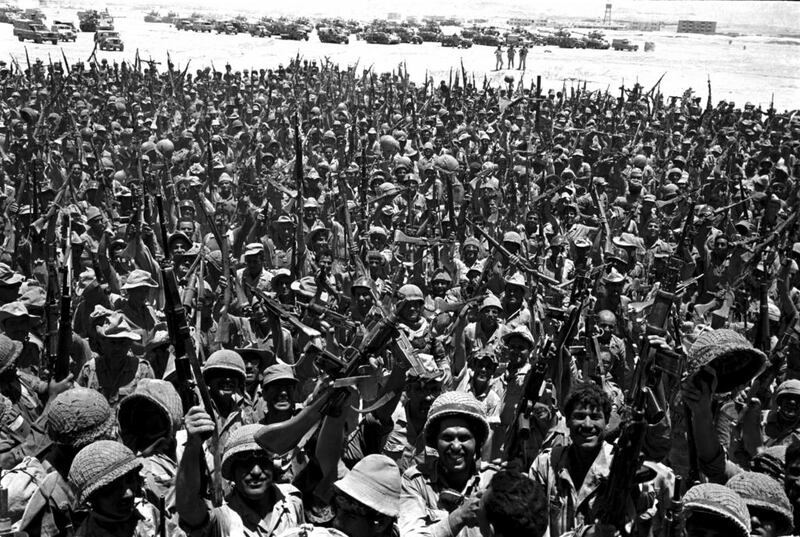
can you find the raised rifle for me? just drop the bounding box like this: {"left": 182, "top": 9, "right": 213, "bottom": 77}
{"left": 504, "top": 268, "right": 590, "bottom": 464}
{"left": 291, "top": 113, "right": 304, "bottom": 279}
{"left": 245, "top": 282, "right": 321, "bottom": 339}
{"left": 595, "top": 256, "right": 685, "bottom": 533}
{"left": 54, "top": 212, "right": 73, "bottom": 382}
{"left": 161, "top": 263, "right": 223, "bottom": 507}
{"left": 254, "top": 313, "right": 400, "bottom": 455}
{"left": 467, "top": 218, "right": 560, "bottom": 286}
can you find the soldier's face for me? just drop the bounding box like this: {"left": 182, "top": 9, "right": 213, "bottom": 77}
{"left": 354, "top": 289, "right": 373, "bottom": 311}
{"left": 567, "top": 403, "right": 606, "bottom": 451}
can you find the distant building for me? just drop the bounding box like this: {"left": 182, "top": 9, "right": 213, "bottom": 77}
{"left": 628, "top": 21, "right": 664, "bottom": 32}
{"left": 387, "top": 12, "right": 401, "bottom": 21}
{"left": 508, "top": 18, "right": 537, "bottom": 27}
{"left": 677, "top": 20, "right": 717, "bottom": 34}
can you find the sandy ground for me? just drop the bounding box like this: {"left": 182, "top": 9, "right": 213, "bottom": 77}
{"left": 4, "top": 7, "right": 799, "bottom": 110}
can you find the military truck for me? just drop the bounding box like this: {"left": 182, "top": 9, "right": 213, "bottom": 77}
{"left": 13, "top": 20, "right": 59, "bottom": 44}
{"left": 95, "top": 30, "right": 124, "bottom": 51}
{"left": 612, "top": 39, "right": 638, "bottom": 51}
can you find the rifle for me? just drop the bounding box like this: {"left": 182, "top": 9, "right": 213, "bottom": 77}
{"left": 443, "top": 170, "right": 458, "bottom": 240}
{"left": 589, "top": 182, "right": 612, "bottom": 254}
{"left": 661, "top": 476, "right": 683, "bottom": 537}
{"left": 54, "top": 213, "right": 72, "bottom": 382}
{"left": 157, "top": 496, "right": 167, "bottom": 537}
{"left": 336, "top": 174, "right": 358, "bottom": 270}
{"left": 255, "top": 314, "right": 400, "bottom": 455}
{"left": 596, "top": 257, "right": 684, "bottom": 532}
{"left": 501, "top": 340, "right": 551, "bottom": 465}
{"left": 291, "top": 113, "right": 304, "bottom": 278}
{"left": 467, "top": 218, "right": 560, "bottom": 286}
{"left": 504, "top": 268, "right": 591, "bottom": 464}
{"left": 161, "top": 264, "right": 223, "bottom": 507}
{"left": 245, "top": 282, "right": 322, "bottom": 339}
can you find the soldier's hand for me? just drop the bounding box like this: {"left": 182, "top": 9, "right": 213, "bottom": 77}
{"left": 7, "top": 202, "right": 18, "bottom": 216}
{"left": 449, "top": 491, "right": 483, "bottom": 529}
{"left": 218, "top": 276, "right": 228, "bottom": 290}
{"left": 184, "top": 405, "right": 215, "bottom": 440}
{"left": 48, "top": 373, "right": 74, "bottom": 400}
{"left": 681, "top": 365, "right": 716, "bottom": 417}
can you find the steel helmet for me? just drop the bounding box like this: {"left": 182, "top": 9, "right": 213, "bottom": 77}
{"left": 397, "top": 284, "right": 424, "bottom": 303}
{"left": 156, "top": 138, "right": 174, "bottom": 156}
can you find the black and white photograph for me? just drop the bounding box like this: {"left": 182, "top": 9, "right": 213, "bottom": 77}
{"left": 0, "top": 0, "right": 798, "bottom": 535}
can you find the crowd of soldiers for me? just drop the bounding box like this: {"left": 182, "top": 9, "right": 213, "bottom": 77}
{"left": 0, "top": 49, "right": 797, "bottom": 537}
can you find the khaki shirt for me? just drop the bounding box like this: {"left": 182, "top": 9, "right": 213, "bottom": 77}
{"left": 399, "top": 460, "right": 495, "bottom": 537}
{"left": 186, "top": 485, "right": 304, "bottom": 537}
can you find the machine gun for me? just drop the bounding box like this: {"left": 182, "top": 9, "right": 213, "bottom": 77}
{"left": 467, "top": 218, "right": 560, "bottom": 286}
{"left": 245, "top": 282, "right": 322, "bottom": 339}
{"left": 255, "top": 314, "right": 400, "bottom": 455}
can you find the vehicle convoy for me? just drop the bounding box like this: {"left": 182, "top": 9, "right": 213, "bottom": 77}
{"left": 95, "top": 30, "right": 124, "bottom": 51}
{"left": 249, "top": 24, "right": 270, "bottom": 37}
{"left": 281, "top": 24, "right": 308, "bottom": 40}
{"left": 317, "top": 27, "right": 348, "bottom": 44}
{"left": 612, "top": 38, "right": 638, "bottom": 51}
{"left": 52, "top": 21, "right": 77, "bottom": 42}
{"left": 13, "top": 19, "right": 59, "bottom": 44}
{"left": 363, "top": 30, "right": 400, "bottom": 45}
{"left": 441, "top": 34, "right": 472, "bottom": 48}
{"left": 581, "top": 30, "right": 610, "bottom": 49}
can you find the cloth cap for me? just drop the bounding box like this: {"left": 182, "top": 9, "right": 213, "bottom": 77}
{"left": 423, "top": 391, "right": 490, "bottom": 448}
{"left": 85, "top": 206, "right": 103, "bottom": 221}
{"left": 334, "top": 454, "right": 402, "bottom": 518}
{"left": 96, "top": 313, "right": 141, "bottom": 341}
{"left": 776, "top": 379, "right": 800, "bottom": 400}
{"left": 504, "top": 273, "right": 526, "bottom": 289}
{"left": 145, "top": 330, "right": 170, "bottom": 353}
{"left": 46, "top": 388, "right": 116, "bottom": 449}
{"left": 682, "top": 483, "right": 751, "bottom": 537}
{"left": 290, "top": 276, "right": 318, "bottom": 299}
{"left": 0, "top": 301, "right": 39, "bottom": 326}
{"left": 603, "top": 268, "right": 625, "bottom": 285}
{"left": 221, "top": 424, "right": 270, "bottom": 480}
{"left": 0, "top": 334, "right": 22, "bottom": 373}
{"left": 687, "top": 329, "right": 766, "bottom": 393}
{"left": 463, "top": 237, "right": 481, "bottom": 250}
{"left": 262, "top": 362, "right": 297, "bottom": 387}
{"left": 69, "top": 441, "right": 142, "bottom": 505}
{"left": 203, "top": 349, "right": 246, "bottom": 382}
{"left": 502, "top": 231, "right": 523, "bottom": 245}
{"left": 502, "top": 325, "right": 535, "bottom": 347}
{"left": 121, "top": 269, "right": 158, "bottom": 289}
{"left": 726, "top": 472, "right": 793, "bottom": 534}
{"left": 244, "top": 243, "right": 265, "bottom": 257}
{"left": 0, "top": 263, "right": 24, "bottom": 286}
{"left": 118, "top": 379, "right": 184, "bottom": 437}
{"left": 751, "top": 445, "right": 787, "bottom": 484}
{"left": 480, "top": 293, "right": 502, "bottom": 312}
{"left": 431, "top": 271, "right": 452, "bottom": 283}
